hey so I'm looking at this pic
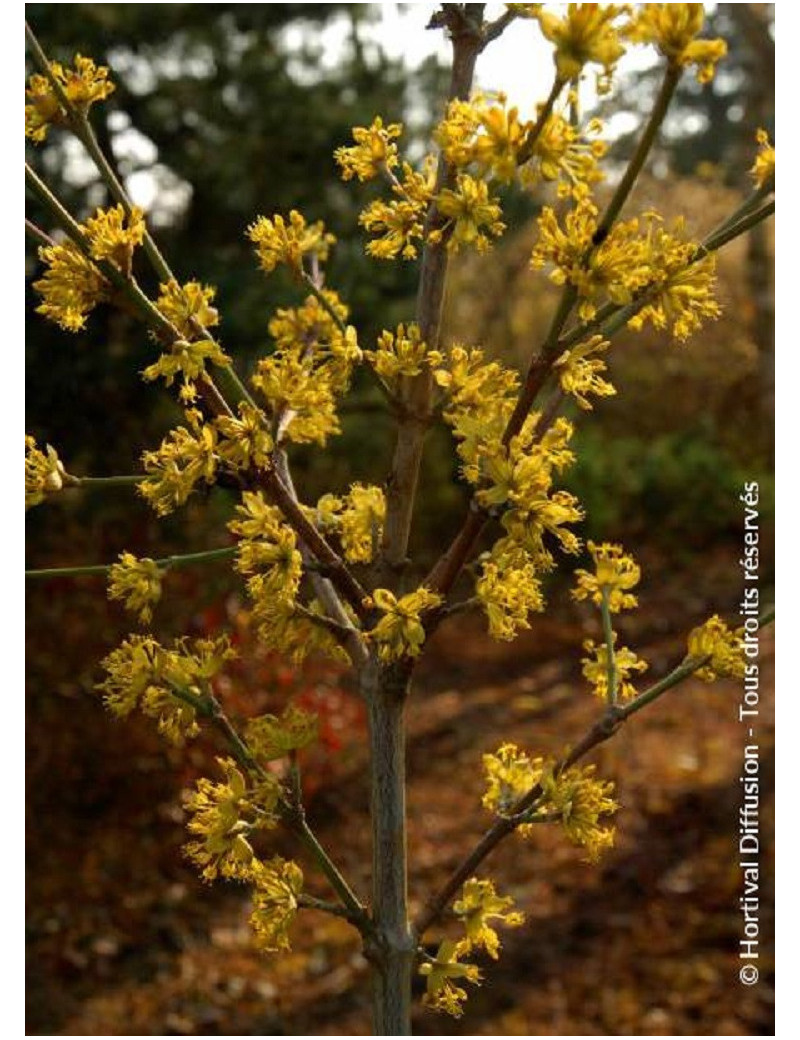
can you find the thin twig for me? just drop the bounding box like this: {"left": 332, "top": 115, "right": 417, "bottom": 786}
{"left": 26, "top": 545, "right": 237, "bottom": 579}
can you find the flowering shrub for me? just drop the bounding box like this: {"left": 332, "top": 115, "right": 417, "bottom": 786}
{"left": 25, "top": 5, "right": 773, "bottom": 1034}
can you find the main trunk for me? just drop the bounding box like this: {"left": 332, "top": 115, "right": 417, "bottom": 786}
{"left": 364, "top": 657, "right": 414, "bottom": 1035}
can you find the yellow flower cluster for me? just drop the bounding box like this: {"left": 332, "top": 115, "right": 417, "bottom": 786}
{"left": 539, "top": 761, "right": 618, "bottom": 862}
{"left": 475, "top": 542, "right": 545, "bottom": 641}
{"left": 432, "top": 343, "right": 582, "bottom": 570}
{"left": 138, "top": 409, "right": 219, "bottom": 516}
{"left": 251, "top": 292, "right": 360, "bottom": 447}
{"left": 418, "top": 939, "right": 482, "bottom": 1018}
{"left": 432, "top": 173, "right": 506, "bottom": 253}
{"left": 84, "top": 204, "right": 146, "bottom": 271}
{"left": 316, "top": 484, "right": 386, "bottom": 564}
{"left": 98, "top": 634, "right": 236, "bottom": 743}
{"left": 751, "top": 128, "right": 775, "bottom": 191}
{"left": 368, "top": 587, "right": 443, "bottom": 663}
{"left": 626, "top": 4, "right": 727, "bottom": 83}
{"left": 25, "top": 435, "right": 66, "bottom": 509}
{"left": 434, "top": 91, "right": 606, "bottom": 199}
{"left": 453, "top": 878, "right": 525, "bottom": 960}
{"left": 230, "top": 490, "right": 303, "bottom": 606}
{"left": 215, "top": 401, "right": 275, "bottom": 470}
{"left": 572, "top": 540, "right": 641, "bottom": 612}
{"left": 435, "top": 93, "right": 532, "bottom": 183}
{"left": 334, "top": 116, "right": 402, "bottom": 181}
{"left": 535, "top": 4, "right": 628, "bottom": 92}
{"left": 142, "top": 337, "right": 231, "bottom": 403}
{"left": 525, "top": 113, "right": 606, "bottom": 198}
{"left": 247, "top": 210, "right": 335, "bottom": 277}
{"left": 482, "top": 742, "right": 538, "bottom": 818}
{"left": 32, "top": 239, "right": 107, "bottom": 332}
{"left": 245, "top": 704, "right": 319, "bottom": 762}
{"left": 687, "top": 615, "right": 746, "bottom": 682}
{"left": 33, "top": 205, "right": 145, "bottom": 331}
{"left": 359, "top": 160, "right": 436, "bottom": 260}
{"left": 553, "top": 335, "right": 616, "bottom": 410}
{"left": 483, "top": 745, "right": 617, "bottom": 860}
{"left": 156, "top": 279, "right": 220, "bottom": 337}
{"left": 367, "top": 323, "right": 440, "bottom": 387}
{"left": 582, "top": 637, "right": 647, "bottom": 701}
{"left": 25, "top": 54, "right": 114, "bottom": 142}
{"left": 531, "top": 198, "right": 650, "bottom": 321}
{"left": 433, "top": 344, "right": 520, "bottom": 479}
{"left": 182, "top": 757, "right": 281, "bottom": 881}
{"left": 249, "top": 857, "right": 304, "bottom": 953}
{"left": 477, "top": 421, "right": 582, "bottom": 570}
{"left": 626, "top": 214, "right": 721, "bottom": 342}
{"left": 107, "top": 552, "right": 163, "bottom": 624}
{"left": 229, "top": 493, "right": 345, "bottom": 663}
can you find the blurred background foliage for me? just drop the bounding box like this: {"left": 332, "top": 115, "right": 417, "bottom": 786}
{"left": 26, "top": 4, "right": 774, "bottom": 1035}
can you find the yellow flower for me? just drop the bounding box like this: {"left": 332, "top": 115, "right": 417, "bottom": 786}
{"left": 433, "top": 345, "right": 520, "bottom": 481}
{"left": 107, "top": 552, "right": 163, "bottom": 623}
{"left": 687, "top": 615, "right": 746, "bottom": 682}
{"left": 97, "top": 634, "right": 236, "bottom": 744}
{"left": 531, "top": 198, "right": 651, "bottom": 321}
{"left": 581, "top": 637, "right": 648, "bottom": 701}
{"left": 453, "top": 878, "right": 525, "bottom": 960}
{"left": 524, "top": 113, "right": 607, "bottom": 197}
{"left": 484, "top": 746, "right": 617, "bottom": 859}
{"left": 33, "top": 239, "right": 109, "bottom": 332}
{"left": 335, "top": 116, "right": 402, "bottom": 181}
{"left": 434, "top": 174, "right": 506, "bottom": 253}
{"left": 626, "top": 4, "right": 727, "bottom": 83}
{"left": 249, "top": 857, "right": 304, "bottom": 953}
{"left": 535, "top": 4, "right": 628, "bottom": 92}
{"left": 368, "top": 587, "right": 443, "bottom": 663}
{"left": 419, "top": 940, "right": 481, "bottom": 1018}
{"left": 251, "top": 351, "right": 341, "bottom": 446}
{"left": 214, "top": 401, "right": 274, "bottom": 472}
{"left": 476, "top": 421, "right": 582, "bottom": 569}
{"left": 183, "top": 758, "right": 281, "bottom": 881}
{"left": 482, "top": 743, "right": 538, "bottom": 818}
{"left": 251, "top": 596, "right": 348, "bottom": 664}
{"left": 367, "top": 323, "right": 441, "bottom": 386}
{"left": 25, "top": 54, "right": 114, "bottom": 142}
{"left": 435, "top": 93, "right": 532, "bottom": 183}
{"left": 572, "top": 540, "right": 640, "bottom": 612}
{"left": 247, "top": 210, "right": 335, "bottom": 277}
{"left": 331, "top": 484, "right": 386, "bottom": 564}
{"left": 25, "top": 435, "right": 67, "bottom": 509}
{"left": 751, "top": 128, "right": 775, "bottom": 191}
{"left": 156, "top": 279, "right": 220, "bottom": 337}
{"left": 138, "top": 411, "right": 219, "bottom": 516}
{"left": 539, "top": 761, "right": 618, "bottom": 862}
{"left": 84, "top": 203, "right": 146, "bottom": 271}
{"left": 475, "top": 545, "right": 545, "bottom": 641}
{"left": 553, "top": 336, "right": 616, "bottom": 410}
{"left": 627, "top": 214, "right": 720, "bottom": 342}
{"left": 142, "top": 338, "right": 232, "bottom": 395}
{"left": 32, "top": 205, "right": 146, "bottom": 332}
{"left": 245, "top": 704, "right": 319, "bottom": 762}
{"left": 230, "top": 491, "right": 302, "bottom": 607}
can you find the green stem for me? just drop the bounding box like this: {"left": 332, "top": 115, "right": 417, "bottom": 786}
{"left": 596, "top": 64, "right": 681, "bottom": 238}
{"left": 516, "top": 75, "right": 567, "bottom": 166}
{"left": 26, "top": 545, "right": 236, "bottom": 579}
{"left": 600, "top": 590, "right": 618, "bottom": 705}
{"left": 76, "top": 474, "right": 144, "bottom": 488}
